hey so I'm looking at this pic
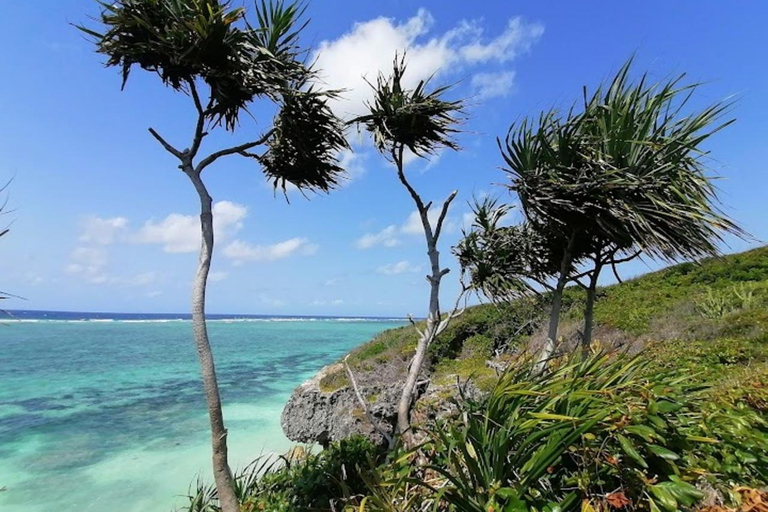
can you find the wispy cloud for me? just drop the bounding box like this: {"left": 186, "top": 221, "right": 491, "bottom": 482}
{"left": 133, "top": 201, "right": 246, "bottom": 253}
{"left": 355, "top": 225, "right": 401, "bottom": 249}
{"left": 79, "top": 216, "right": 128, "bottom": 245}
{"left": 355, "top": 208, "right": 458, "bottom": 249}
{"left": 376, "top": 260, "right": 422, "bottom": 275}
{"left": 471, "top": 70, "right": 516, "bottom": 100}
{"left": 223, "top": 237, "right": 318, "bottom": 265}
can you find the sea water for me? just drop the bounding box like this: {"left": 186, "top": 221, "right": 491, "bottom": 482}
{"left": 0, "top": 311, "right": 404, "bottom": 512}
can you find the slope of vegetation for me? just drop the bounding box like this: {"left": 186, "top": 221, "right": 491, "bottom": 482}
{"left": 322, "top": 246, "right": 768, "bottom": 395}
{"left": 183, "top": 247, "right": 768, "bottom": 512}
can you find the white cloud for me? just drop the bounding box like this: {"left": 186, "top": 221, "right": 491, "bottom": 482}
{"left": 472, "top": 70, "right": 516, "bottom": 100}
{"left": 208, "top": 271, "right": 229, "bottom": 283}
{"left": 401, "top": 210, "right": 433, "bottom": 235}
{"left": 313, "top": 10, "right": 543, "bottom": 119}
{"left": 376, "top": 260, "right": 422, "bottom": 275}
{"left": 355, "top": 225, "right": 401, "bottom": 249}
{"left": 119, "top": 271, "right": 157, "bottom": 287}
{"left": 309, "top": 298, "right": 345, "bottom": 306}
{"left": 146, "top": 290, "right": 163, "bottom": 298}
{"left": 356, "top": 207, "right": 459, "bottom": 249}
{"left": 66, "top": 247, "right": 109, "bottom": 283}
{"left": 134, "top": 201, "right": 247, "bottom": 253}
{"left": 458, "top": 18, "right": 544, "bottom": 64}
{"left": 223, "top": 237, "right": 318, "bottom": 264}
{"left": 79, "top": 216, "right": 128, "bottom": 245}
{"left": 339, "top": 149, "right": 367, "bottom": 184}
{"left": 66, "top": 252, "right": 158, "bottom": 287}
{"left": 401, "top": 208, "right": 458, "bottom": 236}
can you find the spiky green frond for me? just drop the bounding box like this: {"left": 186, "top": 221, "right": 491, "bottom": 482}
{"left": 351, "top": 55, "right": 463, "bottom": 157}
{"left": 456, "top": 198, "right": 567, "bottom": 301}
{"left": 261, "top": 86, "right": 349, "bottom": 193}
{"left": 501, "top": 59, "right": 746, "bottom": 263}
{"left": 78, "top": 0, "right": 313, "bottom": 130}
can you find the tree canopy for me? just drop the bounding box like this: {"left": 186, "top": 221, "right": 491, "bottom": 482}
{"left": 79, "top": 0, "right": 348, "bottom": 192}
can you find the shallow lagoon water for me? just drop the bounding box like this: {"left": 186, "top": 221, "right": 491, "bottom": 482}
{"left": 0, "top": 315, "right": 403, "bottom": 512}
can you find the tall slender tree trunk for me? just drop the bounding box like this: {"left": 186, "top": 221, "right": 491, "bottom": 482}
{"left": 540, "top": 275, "right": 567, "bottom": 368}
{"left": 186, "top": 169, "right": 239, "bottom": 512}
{"left": 396, "top": 223, "right": 442, "bottom": 436}
{"left": 581, "top": 262, "right": 602, "bottom": 355}
{"left": 393, "top": 146, "right": 454, "bottom": 437}
{"left": 538, "top": 236, "right": 576, "bottom": 370}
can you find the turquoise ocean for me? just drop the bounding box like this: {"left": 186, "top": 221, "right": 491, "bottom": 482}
{"left": 0, "top": 311, "right": 404, "bottom": 512}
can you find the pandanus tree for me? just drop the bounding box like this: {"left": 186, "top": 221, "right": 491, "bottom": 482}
{"left": 79, "top": 1, "right": 348, "bottom": 510}
{"left": 456, "top": 197, "right": 587, "bottom": 368}
{"left": 568, "top": 62, "right": 746, "bottom": 349}
{"left": 352, "top": 56, "right": 465, "bottom": 436}
{"left": 462, "top": 59, "right": 745, "bottom": 364}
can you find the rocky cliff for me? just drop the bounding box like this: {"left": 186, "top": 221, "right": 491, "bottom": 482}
{"left": 280, "top": 363, "right": 403, "bottom": 447}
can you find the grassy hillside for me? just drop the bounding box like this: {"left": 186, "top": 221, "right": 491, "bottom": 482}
{"left": 323, "top": 246, "right": 768, "bottom": 396}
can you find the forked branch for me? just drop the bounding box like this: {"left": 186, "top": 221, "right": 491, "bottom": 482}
{"left": 195, "top": 129, "right": 276, "bottom": 173}
{"left": 435, "top": 279, "right": 470, "bottom": 338}
{"left": 434, "top": 190, "right": 458, "bottom": 241}
{"left": 148, "top": 128, "right": 184, "bottom": 159}
{"left": 407, "top": 314, "right": 425, "bottom": 338}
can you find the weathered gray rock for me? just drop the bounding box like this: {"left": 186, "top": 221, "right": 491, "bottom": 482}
{"left": 280, "top": 363, "right": 402, "bottom": 447}
{"left": 281, "top": 360, "right": 490, "bottom": 446}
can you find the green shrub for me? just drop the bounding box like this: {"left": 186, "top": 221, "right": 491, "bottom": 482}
{"left": 460, "top": 334, "right": 494, "bottom": 359}
{"left": 356, "top": 353, "right": 768, "bottom": 512}
{"left": 182, "top": 437, "right": 382, "bottom": 512}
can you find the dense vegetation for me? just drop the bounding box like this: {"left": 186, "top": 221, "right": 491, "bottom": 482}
{"left": 183, "top": 246, "right": 768, "bottom": 512}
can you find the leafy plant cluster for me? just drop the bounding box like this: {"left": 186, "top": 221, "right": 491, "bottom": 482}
{"left": 183, "top": 436, "right": 382, "bottom": 512}
{"left": 81, "top": 0, "right": 309, "bottom": 128}
{"left": 353, "top": 353, "right": 768, "bottom": 512}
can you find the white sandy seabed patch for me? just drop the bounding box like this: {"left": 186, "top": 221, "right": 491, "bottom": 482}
{"left": 0, "top": 401, "right": 296, "bottom": 512}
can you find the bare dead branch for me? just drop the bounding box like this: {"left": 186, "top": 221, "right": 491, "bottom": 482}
{"left": 344, "top": 355, "right": 394, "bottom": 448}
{"left": 148, "top": 128, "right": 184, "bottom": 159}
{"left": 407, "top": 314, "right": 425, "bottom": 338}
{"left": 609, "top": 249, "right": 643, "bottom": 265}
{"left": 187, "top": 80, "right": 208, "bottom": 158}
{"left": 611, "top": 261, "right": 623, "bottom": 283}
{"left": 196, "top": 129, "right": 275, "bottom": 173}
{"left": 434, "top": 190, "right": 458, "bottom": 241}
{"left": 393, "top": 145, "right": 429, "bottom": 216}
{"left": 435, "top": 280, "right": 470, "bottom": 337}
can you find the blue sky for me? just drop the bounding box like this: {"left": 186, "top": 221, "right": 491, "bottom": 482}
{"left": 1, "top": 1, "right": 766, "bottom": 316}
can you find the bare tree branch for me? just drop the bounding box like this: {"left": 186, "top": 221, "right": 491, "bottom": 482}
{"left": 344, "top": 355, "right": 394, "bottom": 449}
{"left": 434, "top": 190, "right": 458, "bottom": 241}
{"left": 435, "top": 280, "right": 470, "bottom": 337}
{"left": 407, "top": 314, "right": 425, "bottom": 338}
{"left": 187, "top": 79, "right": 208, "bottom": 158}
{"left": 393, "top": 145, "right": 429, "bottom": 218}
{"left": 148, "top": 128, "right": 184, "bottom": 159}
{"left": 609, "top": 249, "right": 643, "bottom": 266}
{"left": 196, "top": 129, "right": 275, "bottom": 174}
{"left": 611, "top": 261, "right": 624, "bottom": 283}
{"left": 575, "top": 278, "right": 589, "bottom": 290}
